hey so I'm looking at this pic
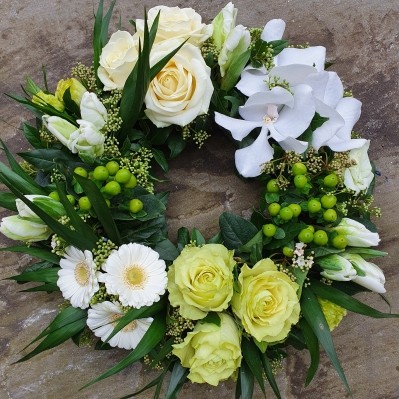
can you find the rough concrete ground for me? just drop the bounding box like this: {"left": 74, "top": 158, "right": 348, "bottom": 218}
{"left": 1, "top": 0, "right": 399, "bottom": 398}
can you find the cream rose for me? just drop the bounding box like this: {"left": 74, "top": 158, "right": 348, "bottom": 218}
{"left": 172, "top": 313, "right": 242, "bottom": 386}
{"left": 136, "top": 6, "right": 212, "bottom": 46}
{"left": 98, "top": 30, "right": 139, "bottom": 91}
{"left": 145, "top": 41, "right": 213, "bottom": 128}
{"left": 167, "top": 244, "right": 235, "bottom": 320}
{"left": 232, "top": 259, "right": 300, "bottom": 343}
{"left": 344, "top": 140, "right": 374, "bottom": 194}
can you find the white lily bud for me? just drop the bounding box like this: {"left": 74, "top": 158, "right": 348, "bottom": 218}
{"left": 333, "top": 218, "right": 380, "bottom": 247}
{"left": 318, "top": 254, "right": 357, "bottom": 281}
{"left": 16, "top": 195, "right": 65, "bottom": 220}
{"left": 42, "top": 115, "right": 77, "bottom": 148}
{"left": 0, "top": 215, "right": 51, "bottom": 242}
{"left": 212, "top": 2, "right": 237, "bottom": 50}
{"left": 80, "top": 92, "right": 108, "bottom": 130}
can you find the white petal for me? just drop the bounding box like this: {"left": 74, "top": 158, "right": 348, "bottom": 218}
{"left": 235, "top": 129, "right": 273, "bottom": 177}
{"left": 335, "top": 97, "right": 362, "bottom": 140}
{"left": 276, "top": 46, "right": 326, "bottom": 71}
{"left": 269, "top": 64, "right": 317, "bottom": 86}
{"left": 215, "top": 112, "right": 261, "bottom": 141}
{"left": 312, "top": 99, "right": 345, "bottom": 150}
{"left": 278, "top": 136, "right": 308, "bottom": 153}
{"left": 261, "top": 19, "right": 286, "bottom": 42}
{"left": 305, "top": 71, "right": 343, "bottom": 108}
{"left": 274, "top": 84, "right": 315, "bottom": 138}
{"left": 328, "top": 137, "right": 367, "bottom": 152}
{"left": 236, "top": 67, "right": 268, "bottom": 97}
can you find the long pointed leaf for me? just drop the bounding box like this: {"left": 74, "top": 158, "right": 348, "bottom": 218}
{"left": 237, "top": 360, "right": 254, "bottom": 399}
{"left": 93, "top": 0, "right": 104, "bottom": 87}
{"left": 20, "top": 283, "right": 59, "bottom": 292}
{"left": 0, "top": 192, "right": 17, "bottom": 211}
{"left": 74, "top": 175, "right": 121, "bottom": 246}
{"left": 7, "top": 268, "right": 60, "bottom": 284}
{"left": 81, "top": 314, "right": 166, "bottom": 389}
{"left": 241, "top": 338, "right": 266, "bottom": 398}
{"left": 301, "top": 286, "right": 351, "bottom": 394}
{"left": 165, "top": 363, "right": 188, "bottom": 399}
{"left": 261, "top": 353, "right": 282, "bottom": 399}
{"left": 149, "top": 40, "right": 186, "bottom": 79}
{"left": 311, "top": 280, "right": 399, "bottom": 318}
{"left": 0, "top": 245, "right": 60, "bottom": 263}
{"left": 299, "top": 318, "right": 320, "bottom": 386}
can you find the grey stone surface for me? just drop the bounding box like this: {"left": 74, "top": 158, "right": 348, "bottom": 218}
{"left": 1, "top": 0, "right": 399, "bottom": 398}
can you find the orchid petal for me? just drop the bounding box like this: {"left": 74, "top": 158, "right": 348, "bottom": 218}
{"left": 274, "top": 84, "right": 315, "bottom": 138}
{"left": 215, "top": 112, "right": 262, "bottom": 141}
{"left": 269, "top": 64, "right": 317, "bottom": 86}
{"left": 305, "top": 71, "right": 343, "bottom": 108}
{"left": 276, "top": 46, "right": 326, "bottom": 71}
{"left": 312, "top": 99, "right": 345, "bottom": 150}
{"left": 334, "top": 97, "right": 362, "bottom": 140}
{"left": 327, "top": 137, "right": 367, "bottom": 152}
{"left": 236, "top": 67, "right": 268, "bottom": 96}
{"left": 235, "top": 129, "right": 273, "bottom": 177}
{"left": 261, "top": 19, "right": 286, "bottom": 42}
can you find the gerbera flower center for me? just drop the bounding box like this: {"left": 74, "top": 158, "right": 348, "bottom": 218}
{"left": 123, "top": 265, "right": 148, "bottom": 289}
{"left": 110, "top": 313, "right": 138, "bottom": 332}
{"left": 74, "top": 262, "right": 90, "bottom": 286}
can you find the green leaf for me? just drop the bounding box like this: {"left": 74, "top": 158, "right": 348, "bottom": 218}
{"left": 167, "top": 133, "right": 187, "bottom": 159}
{"left": 239, "top": 230, "right": 263, "bottom": 253}
{"left": 152, "top": 148, "right": 169, "bottom": 172}
{"left": 16, "top": 306, "right": 87, "bottom": 362}
{"left": 75, "top": 175, "right": 121, "bottom": 246}
{"left": 310, "top": 112, "right": 329, "bottom": 130}
{"left": 343, "top": 247, "right": 387, "bottom": 259}
{"left": 119, "top": 371, "right": 168, "bottom": 399}
{"left": 221, "top": 49, "right": 251, "bottom": 92}
{"left": 0, "top": 192, "right": 17, "bottom": 211}
{"left": 261, "top": 352, "right": 282, "bottom": 399}
{"left": 177, "top": 227, "right": 190, "bottom": 252}
{"left": 165, "top": 363, "right": 188, "bottom": 399}
{"left": 219, "top": 212, "right": 258, "bottom": 250}
{"left": 241, "top": 338, "right": 266, "bottom": 397}
{"left": 0, "top": 161, "right": 45, "bottom": 195}
{"left": 311, "top": 280, "right": 399, "bottom": 318}
{"left": 153, "top": 239, "right": 179, "bottom": 261}
{"left": 264, "top": 222, "right": 306, "bottom": 250}
{"left": 207, "top": 231, "right": 223, "bottom": 244}
{"left": 299, "top": 318, "right": 320, "bottom": 386}
{"left": 200, "top": 312, "right": 221, "bottom": 327}
{"left": 149, "top": 41, "right": 186, "bottom": 80}
{"left": 269, "top": 39, "right": 289, "bottom": 56}
{"left": 236, "top": 360, "right": 254, "bottom": 399}
{"left": 24, "top": 260, "right": 54, "bottom": 272}
{"left": 0, "top": 245, "right": 60, "bottom": 263}
{"left": 81, "top": 314, "right": 166, "bottom": 389}
{"left": 191, "top": 228, "right": 206, "bottom": 246}
{"left": 7, "top": 268, "right": 60, "bottom": 284}
{"left": 301, "top": 286, "right": 351, "bottom": 394}
{"left": 313, "top": 246, "right": 344, "bottom": 258}
{"left": 20, "top": 282, "right": 59, "bottom": 292}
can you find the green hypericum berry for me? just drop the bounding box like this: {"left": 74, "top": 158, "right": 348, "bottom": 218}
{"left": 124, "top": 175, "right": 138, "bottom": 189}
{"left": 268, "top": 202, "right": 281, "bottom": 216}
{"left": 323, "top": 173, "right": 339, "bottom": 188}
{"left": 106, "top": 161, "right": 120, "bottom": 175}
{"left": 288, "top": 203, "right": 302, "bottom": 217}
{"left": 49, "top": 191, "right": 60, "bottom": 201}
{"left": 262, "top": 223, "right": 277, "bottom": 237}
{"left": 306, "top": 225, "right": 315, "bottom": 233}
{"left": 115, "top": 169, "right": 132, "bottom": 184}
{"left": 298, "top": 228, "right": 314, "bottom": 243}
{"left": 103, "top": 181, "right": 122, "bottom": 196}
{"left": 78, "top": 196, "right": 92, "bottom": 211}
{"left": 266, "top": 179, "right": 279, "bottom": 193}
{"left": 321, "top": 194, "right": 337, "bottom": 209}
{"left": 283, "top": 246, "right": 294, "bottom": 257}
{"left": 332, "top": 234, "right": 348, "bottom": 249}
{"left": 74, "top": 166, "right": 88, "bottom": 178}
{"left": 323, "top": 209, "right": 337, "bottom": 222}
{"left": 279, "top": 207, "right": 294, "bottom": 221}
{"left": 93, "top": 166, "right": 109, "bottom": 181}
{"left": 313, "top": 230, "right": 328, "bottom": 246}
{"left": 292, "top": 162, "right": 307, "bottom": 175}
{"left": 129, "top": 199, "right": 144, "bottom": 213}
{"left": 308, "top": 199, "right": 321, "bottom": 213}
{"left": 66, "top": 194, "right": 76, "bottom": 205}
{"left": 294, "top": 174, "right": 308, "bottom": 189}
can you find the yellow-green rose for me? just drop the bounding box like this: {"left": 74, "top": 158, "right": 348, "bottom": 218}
{"left": 232, "top": 259, "right": 300, "bottom": 343}
{"left": 32, "top": 91, "right": 64, "bottom": 111}
{"left": 172, "top": 313, "right": 242, "bottom": 386}
{"left": 167, "top": 244, "right": 235, "bottom": 319}
{"left": 55, "top": 78, "right": 87, "bottom": 106}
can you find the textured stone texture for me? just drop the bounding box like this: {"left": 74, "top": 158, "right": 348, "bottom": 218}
{"left": 1, "top": 1, "right": 399, "bottom": 398}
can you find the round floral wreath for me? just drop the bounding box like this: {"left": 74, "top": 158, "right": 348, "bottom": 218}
{"left": 0, "top": 3, "right": 396, "bottom": 398}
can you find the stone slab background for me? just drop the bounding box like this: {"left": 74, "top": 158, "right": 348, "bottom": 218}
{"left": 0, "top": 0, "right": 399, "bottom": 398}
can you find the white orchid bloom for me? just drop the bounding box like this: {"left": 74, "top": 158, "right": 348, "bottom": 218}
{"left": 215, "top": 84, "right": 315, "bottom": 177}
{"left": 261, "top": 19, "right": 286, "bottom": 42}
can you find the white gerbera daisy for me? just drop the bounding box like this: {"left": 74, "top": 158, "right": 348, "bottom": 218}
{"left": 99, "top": 243, "right": 167, "bottom": 308}
{"left": 87, "top": 301, "right": 153, "bottom": 350}
{"left": 57, "top": 246, "right": 99, "bottom": 309}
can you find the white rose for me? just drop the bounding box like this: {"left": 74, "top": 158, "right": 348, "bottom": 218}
{"left": 344, "top": 140, "right": 374, "bottom": 194}
{"left": 144, "top": 41, "right": 213, "bottom": 128}
{"left": 98, "top": 30, "right": 139, "bottom": 91}
{"left": 136, "top": 6, "right": 212, "bottom": 46}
